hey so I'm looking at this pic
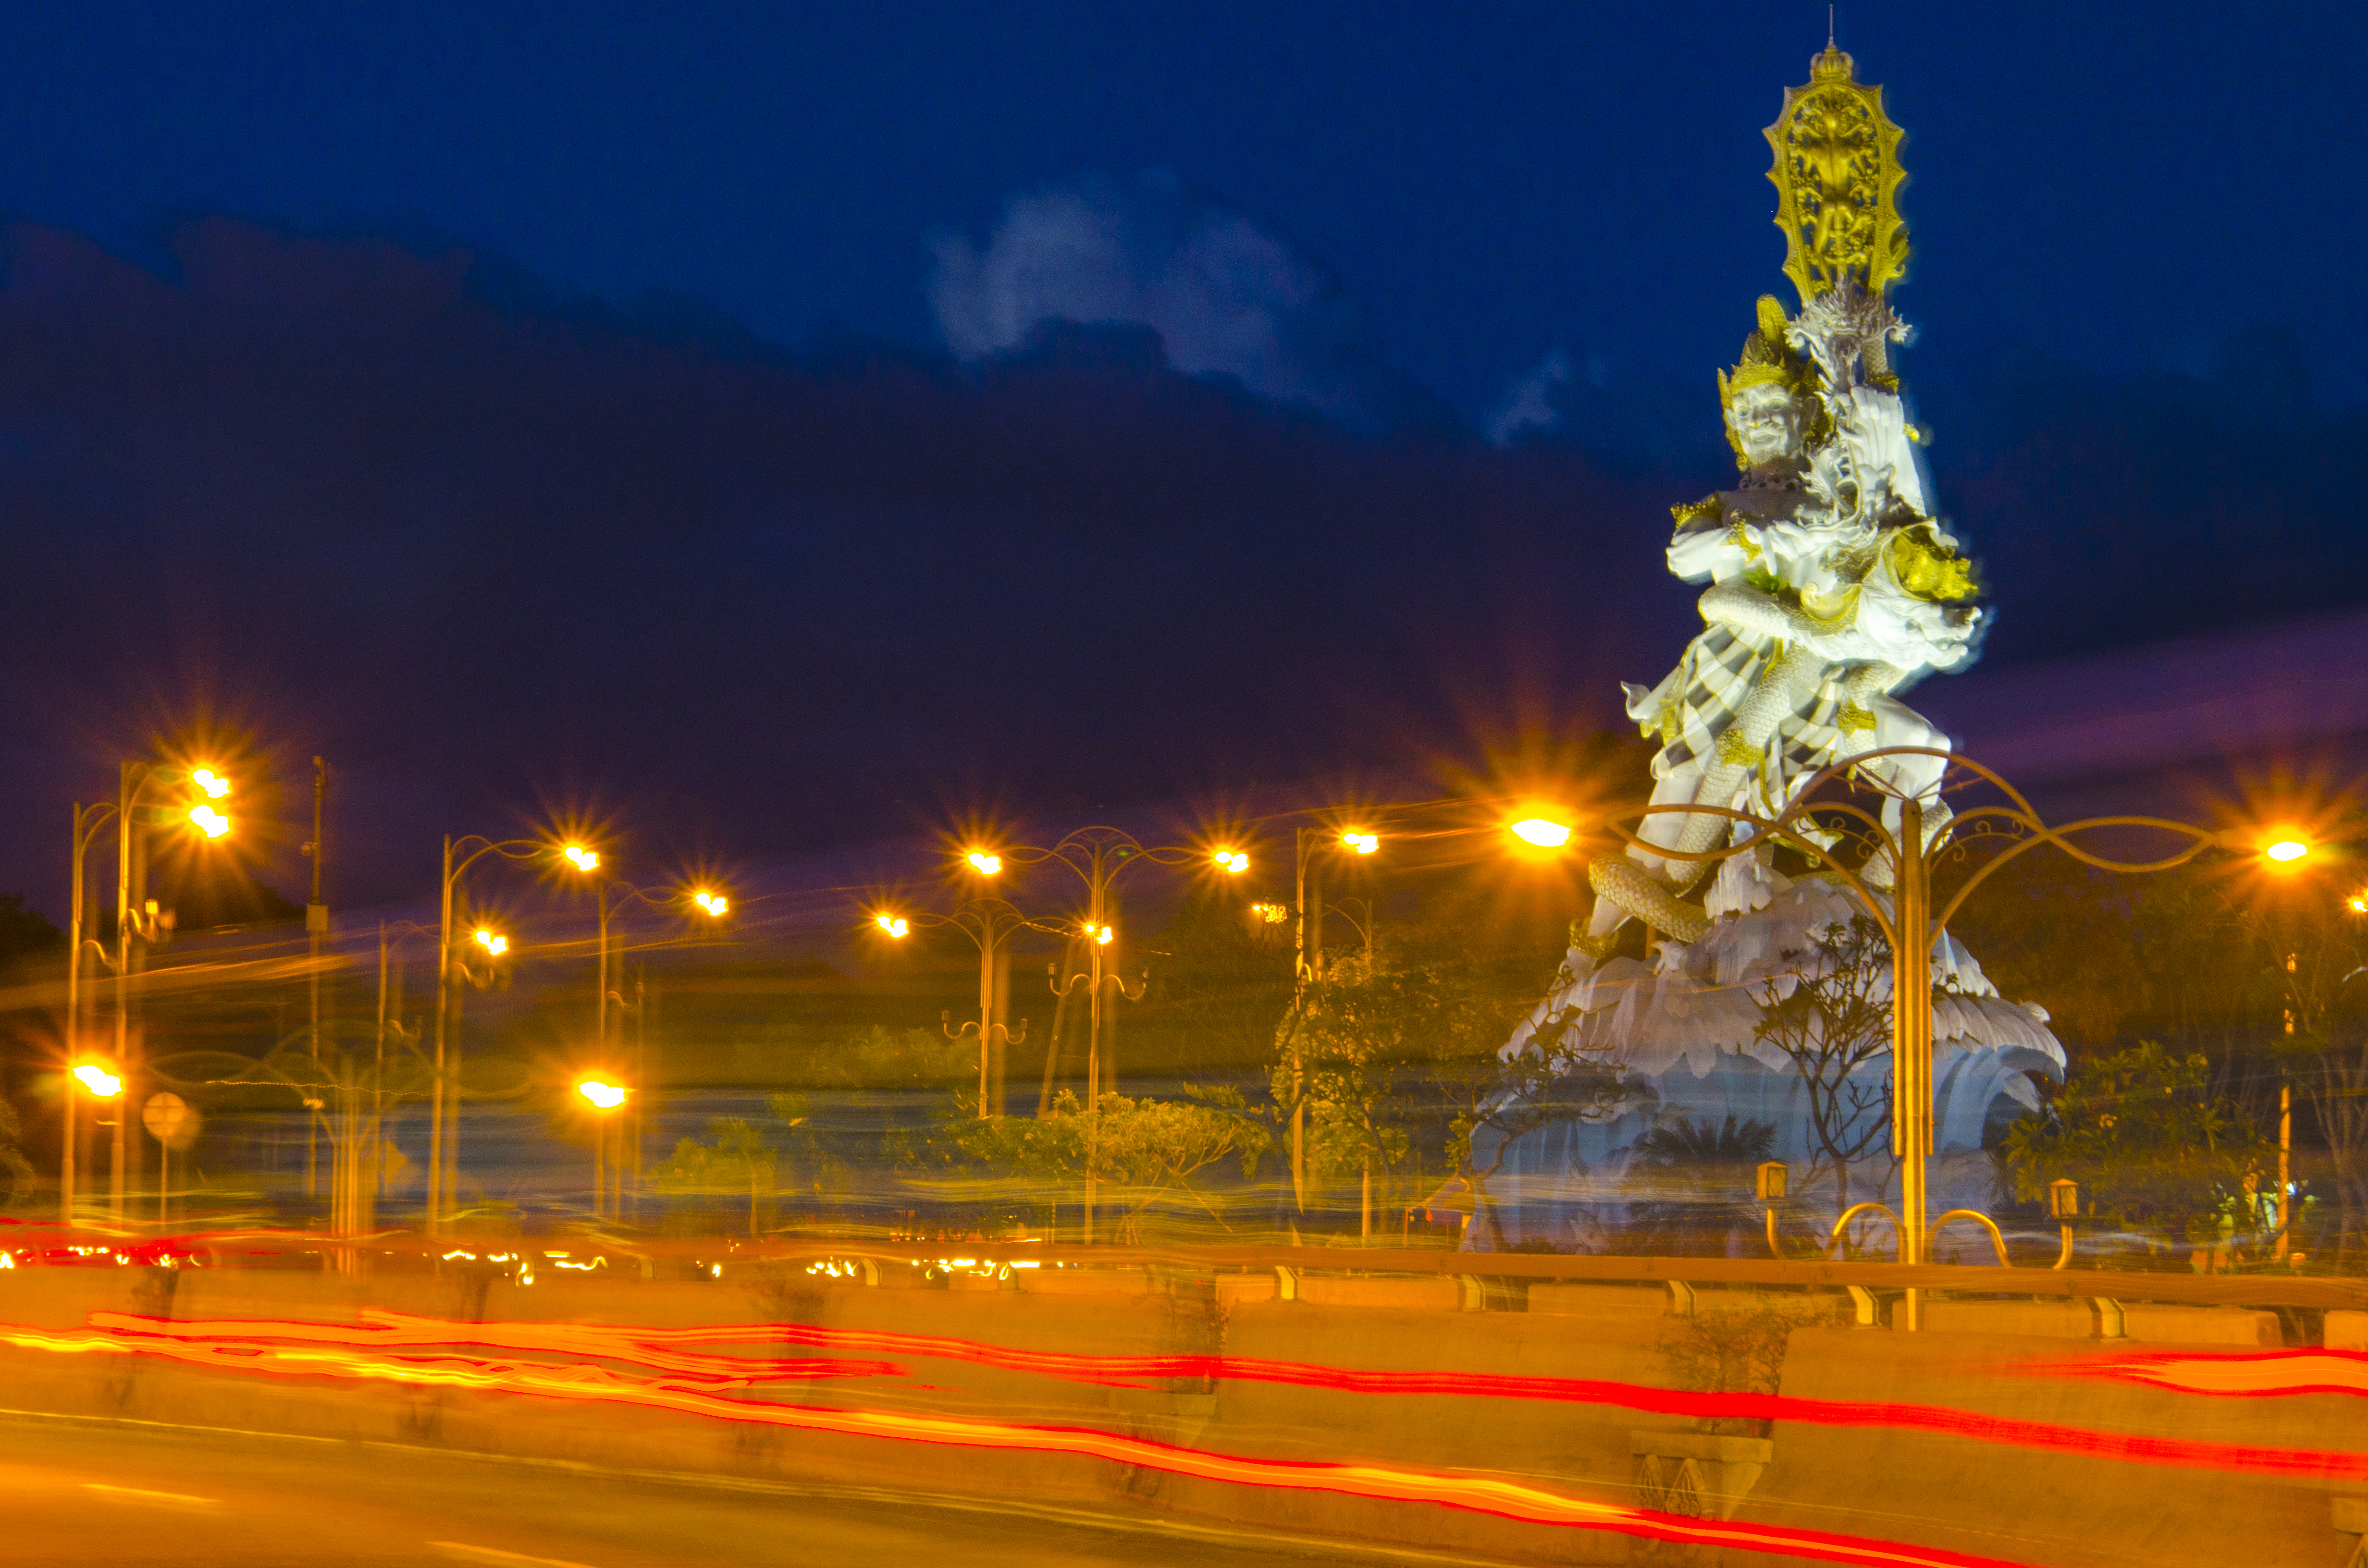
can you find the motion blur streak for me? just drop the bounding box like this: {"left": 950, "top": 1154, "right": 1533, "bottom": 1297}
{"left": 32, "top": 1312, "right": 2368, "bottom": 1489}
{"left": 0, "top": 1316, "right": 2037, "bottom": 1568}
{"left": 2032, "top": 1348, "right": 2368, "bottom": 1399}
{"left": 86, "top": 1311, "right": 902, "bottom": 1384}
{"left": 310, "top": 1312, "right": 2368, "bottom": 1483}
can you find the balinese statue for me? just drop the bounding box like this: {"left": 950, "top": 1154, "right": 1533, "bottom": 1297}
{"left": 1582, "top": 282, "right": 1982, "bottom": 948}
{"left": 1468, "top": 46, "right": 2063, "bottom": 1250}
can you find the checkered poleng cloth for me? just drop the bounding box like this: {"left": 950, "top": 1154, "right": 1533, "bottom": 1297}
{"left": 1624, "top": 622, "right": 1852, "bottom": 791}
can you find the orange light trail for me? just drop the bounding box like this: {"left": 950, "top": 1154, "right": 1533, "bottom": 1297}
{"left": 0, "top": 1314, "right": 2041, "bottom": 1568}
{"left": 85, "top": 1310, "right": 898, "bottom": 1385}
{"left": 2027, "top": 1347, "right": 2368, "bottom": 1400}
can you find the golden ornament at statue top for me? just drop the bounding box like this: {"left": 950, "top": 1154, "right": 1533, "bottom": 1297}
{"left": 1764, "top": 45, "right": 1908, "bottom": 303}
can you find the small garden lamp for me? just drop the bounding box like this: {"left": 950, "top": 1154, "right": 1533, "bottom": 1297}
{"left": 2048, "top": 1178, "right": 2079, "bottom": 1270}
{"left": 1755, "top": 1160, "right": 1788, "bottom": 1256}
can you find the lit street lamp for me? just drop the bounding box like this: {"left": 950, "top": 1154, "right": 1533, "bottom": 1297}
{"left": 937, "top": 829, "right": 1241, "bottom": 1240}
{"left": 575, "top": 1077, "right": 630, "bottom": 1220}
{"left": 1280, "top": 823, "right": 1382, "bottom": 1210}
{"left": 567, "top": 861, "right": 731, "bottom": 1212}
{"left": 65, "top": 761, "right": 232, "bottom": 1223}
{"left": 876, "top": 899, "right": 1039, "bottom": 1118}
{"left": 961, "top": 828, "right": 1239, "bottom": 1114}
{"left": 431, "top": 833, "right": 558, "bottom": 1235}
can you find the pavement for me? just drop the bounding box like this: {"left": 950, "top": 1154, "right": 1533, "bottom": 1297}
{"left": 0, "top": 1410, "right": 1439, "bottom": 1568}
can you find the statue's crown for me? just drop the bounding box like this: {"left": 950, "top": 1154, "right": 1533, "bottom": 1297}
{"left": 1720, "top": 294, "right": 1810, "bottom": 401}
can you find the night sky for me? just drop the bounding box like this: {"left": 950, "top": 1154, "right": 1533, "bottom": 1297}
{"left": 1, "top": 2, "right": 2363, "bottom": 919}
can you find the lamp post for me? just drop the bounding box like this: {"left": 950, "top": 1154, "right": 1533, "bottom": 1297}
{"left": 63, "top": 1062, "right": 123, "bottom": 1224}
{"left": 431, "top": 834, "right": 550, "bottom": 1235}
{"left": 871, "top": 899, "right": 1048, "bottom": 1116}
{"left": 62, "top": 800, "right": 118, "bottom": 1225}
{"left": 1283, "top": 824, "right": 1380, "bottom": 1211}
{"left": 908, "top": 830, "right": 1245, "bottom": 1242}
{"left": 576, "top": 1078, "right": 629, "bottom": 1220}
{"left": 574, "top": 863, "right": 727, "bottom": 1062}
{"left": 964, "top": 828, "right": 1245, "bottom": 1115}
{"left": 576, "top": 866, "right": 727, "bottom": 1208}
{"left": 98, "top": 762, "right": 232, "bottom": 1221}
{"left": 1571, "top": 745, "right": 2301, "bottom": 1330}
{"left": 901, "top": 899, "right": 1037, "bottom": 1117}
{"left": 1756, "top": 1159, "right": 1790, "bottom": 1257}
{"left": 2048, "top": 1177, "right": 2080, "bottom": 1270}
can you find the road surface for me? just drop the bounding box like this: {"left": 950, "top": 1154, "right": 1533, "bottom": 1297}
{"left": 0, "top": 1409, "right": 1437, "bottom": 1567}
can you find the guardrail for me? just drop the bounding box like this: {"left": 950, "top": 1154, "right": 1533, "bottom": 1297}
{"left": 10, "top": 1221, "right": 2361, "bottom": 1314}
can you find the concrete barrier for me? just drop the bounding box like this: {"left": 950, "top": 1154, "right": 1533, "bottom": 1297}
{"left": 1922, "top": 1298, "right": 2099, "bottom": 1338}
{"left": 0, "top": 1263, "right": 2352, "bottom": 1567}
{"left": 1292, "top": 1275, "right": 1461, "bottom": 1311}
{"left": 2117, "top": 1303, "right": 2283, "bottom": 1345}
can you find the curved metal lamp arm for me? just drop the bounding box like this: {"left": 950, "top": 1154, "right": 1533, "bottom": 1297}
{"left": 1928, "top": 809, "right": 2225, "bottom": 934}
{"left": 448, "top": 836, "right": 555, "bottom": 883}
{"left": 1004, "top": 828, "right": 1216, "bottom": 891}
{"left": 1929, "top": 1208, "right": 2012, "bottom": 1268}
{"left": 1596, "top": 793, "right": 1902, "bottom": 951}
{"left": 1830, "top": 1200, "right": 1903, "bottom": 1252}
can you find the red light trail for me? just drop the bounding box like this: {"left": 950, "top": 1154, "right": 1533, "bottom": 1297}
{"left": 50, "top": 1310, "right": 2368, "bottom": 1484}
{"left": 2025, "top": 1347, "right": 2368, "bottom": 1399}
{"left": 0, "top": 1313, "right": 2043, "bottom": 1568}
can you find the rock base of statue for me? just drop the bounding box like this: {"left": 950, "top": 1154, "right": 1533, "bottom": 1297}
{"left": 1468, "top": 853, "right": 2063, "bottom": 1253}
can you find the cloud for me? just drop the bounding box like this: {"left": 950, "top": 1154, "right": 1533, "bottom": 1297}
{"left": 930, "top": 172, "right": 1402, "bottom": 428}
{"left": 1484, "top": 349, "right": 1570, "bottom": 445}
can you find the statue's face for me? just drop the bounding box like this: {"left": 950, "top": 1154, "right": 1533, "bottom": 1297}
{"left": 1726, "top": 383, "right": 1804, "bottom": 467}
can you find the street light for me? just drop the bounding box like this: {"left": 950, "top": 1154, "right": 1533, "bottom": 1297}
{"left": 430, "top": 833, "right": 567, "bottom": 1236}
{"left": 569, "top": 870, "right": 731, "bottom": 1215}
{"left": 576, "top": 1077, "right": 629, "bottom": 1220}
{"left": 1214, "top": 849, "right": 1250, "bottom": 874}
{"left": 1509, "top": 816, "right": 1575, "bottom": 849}
{"left": 874, "top": 912, "right": 910, "bottom": 939}
{"left": 1755, "top": 1159, "right": 1789, "bottom": 1257}
{"left": 73, "top": 1064, "right": 123, "bottom": 1099}
{"left": 965, "top": 828, "right": 1214, "bottom": 1108}
{"left": 966, "top": 850, "right": 1002, "bottom": 875}
{"left": 71, "top": 760, "right": 234, "bottom": 1223}
{"left": 2048, "top": 1177, "right": 2080, "bottom": 1270}
{"left": 1586, "top": 744, "right": 2306, "bottom": 1329}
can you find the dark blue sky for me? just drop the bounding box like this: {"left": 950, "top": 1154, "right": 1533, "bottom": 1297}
{"left": 0, "top": 3, "right": 2361, "bottom": 918}
{"left": 2, "top": 3, "right": 2360, "bottom": 415}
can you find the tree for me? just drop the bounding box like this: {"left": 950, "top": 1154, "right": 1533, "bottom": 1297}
{"left": 1616, "top": 1115, "right": 1780, "bottom": 1257}
{"left": 1139, "top": 892, "right": 1295, "bottom": 1073}
{"left": 2239, "top": 889, "right": 2368, "bottom": 1262}
{"left": 0, "top": 1093, "right": 34, "bottom": 1205}
{"left": 1751, "top": 912, "right": 1896, "bottom": 1212}
{"left": 651, "top": 1116, "right": 778, "bottom": 1235}
{"left": 0, "top": 893, "right": 62, "bottom": 969}
{"left": 2002, "top": 1040, "right": 2266, "bottom": 1259}
{"left": 1423, "top": 987, "right": 1630, "bottom": 1251}
{"left": 1055, "top": 1086, "right": 1270, "bottom": 1242}
{"left": 1276, "top": 954, "right": 1424, "bottom": 1237}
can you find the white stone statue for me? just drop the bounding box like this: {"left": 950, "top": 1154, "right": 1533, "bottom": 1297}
{"left": 1583, "top": 284, "right": 1981, "bottom": 948}
{"left": 1467, "top": 43, "right": 2064, "bottom": 1252}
